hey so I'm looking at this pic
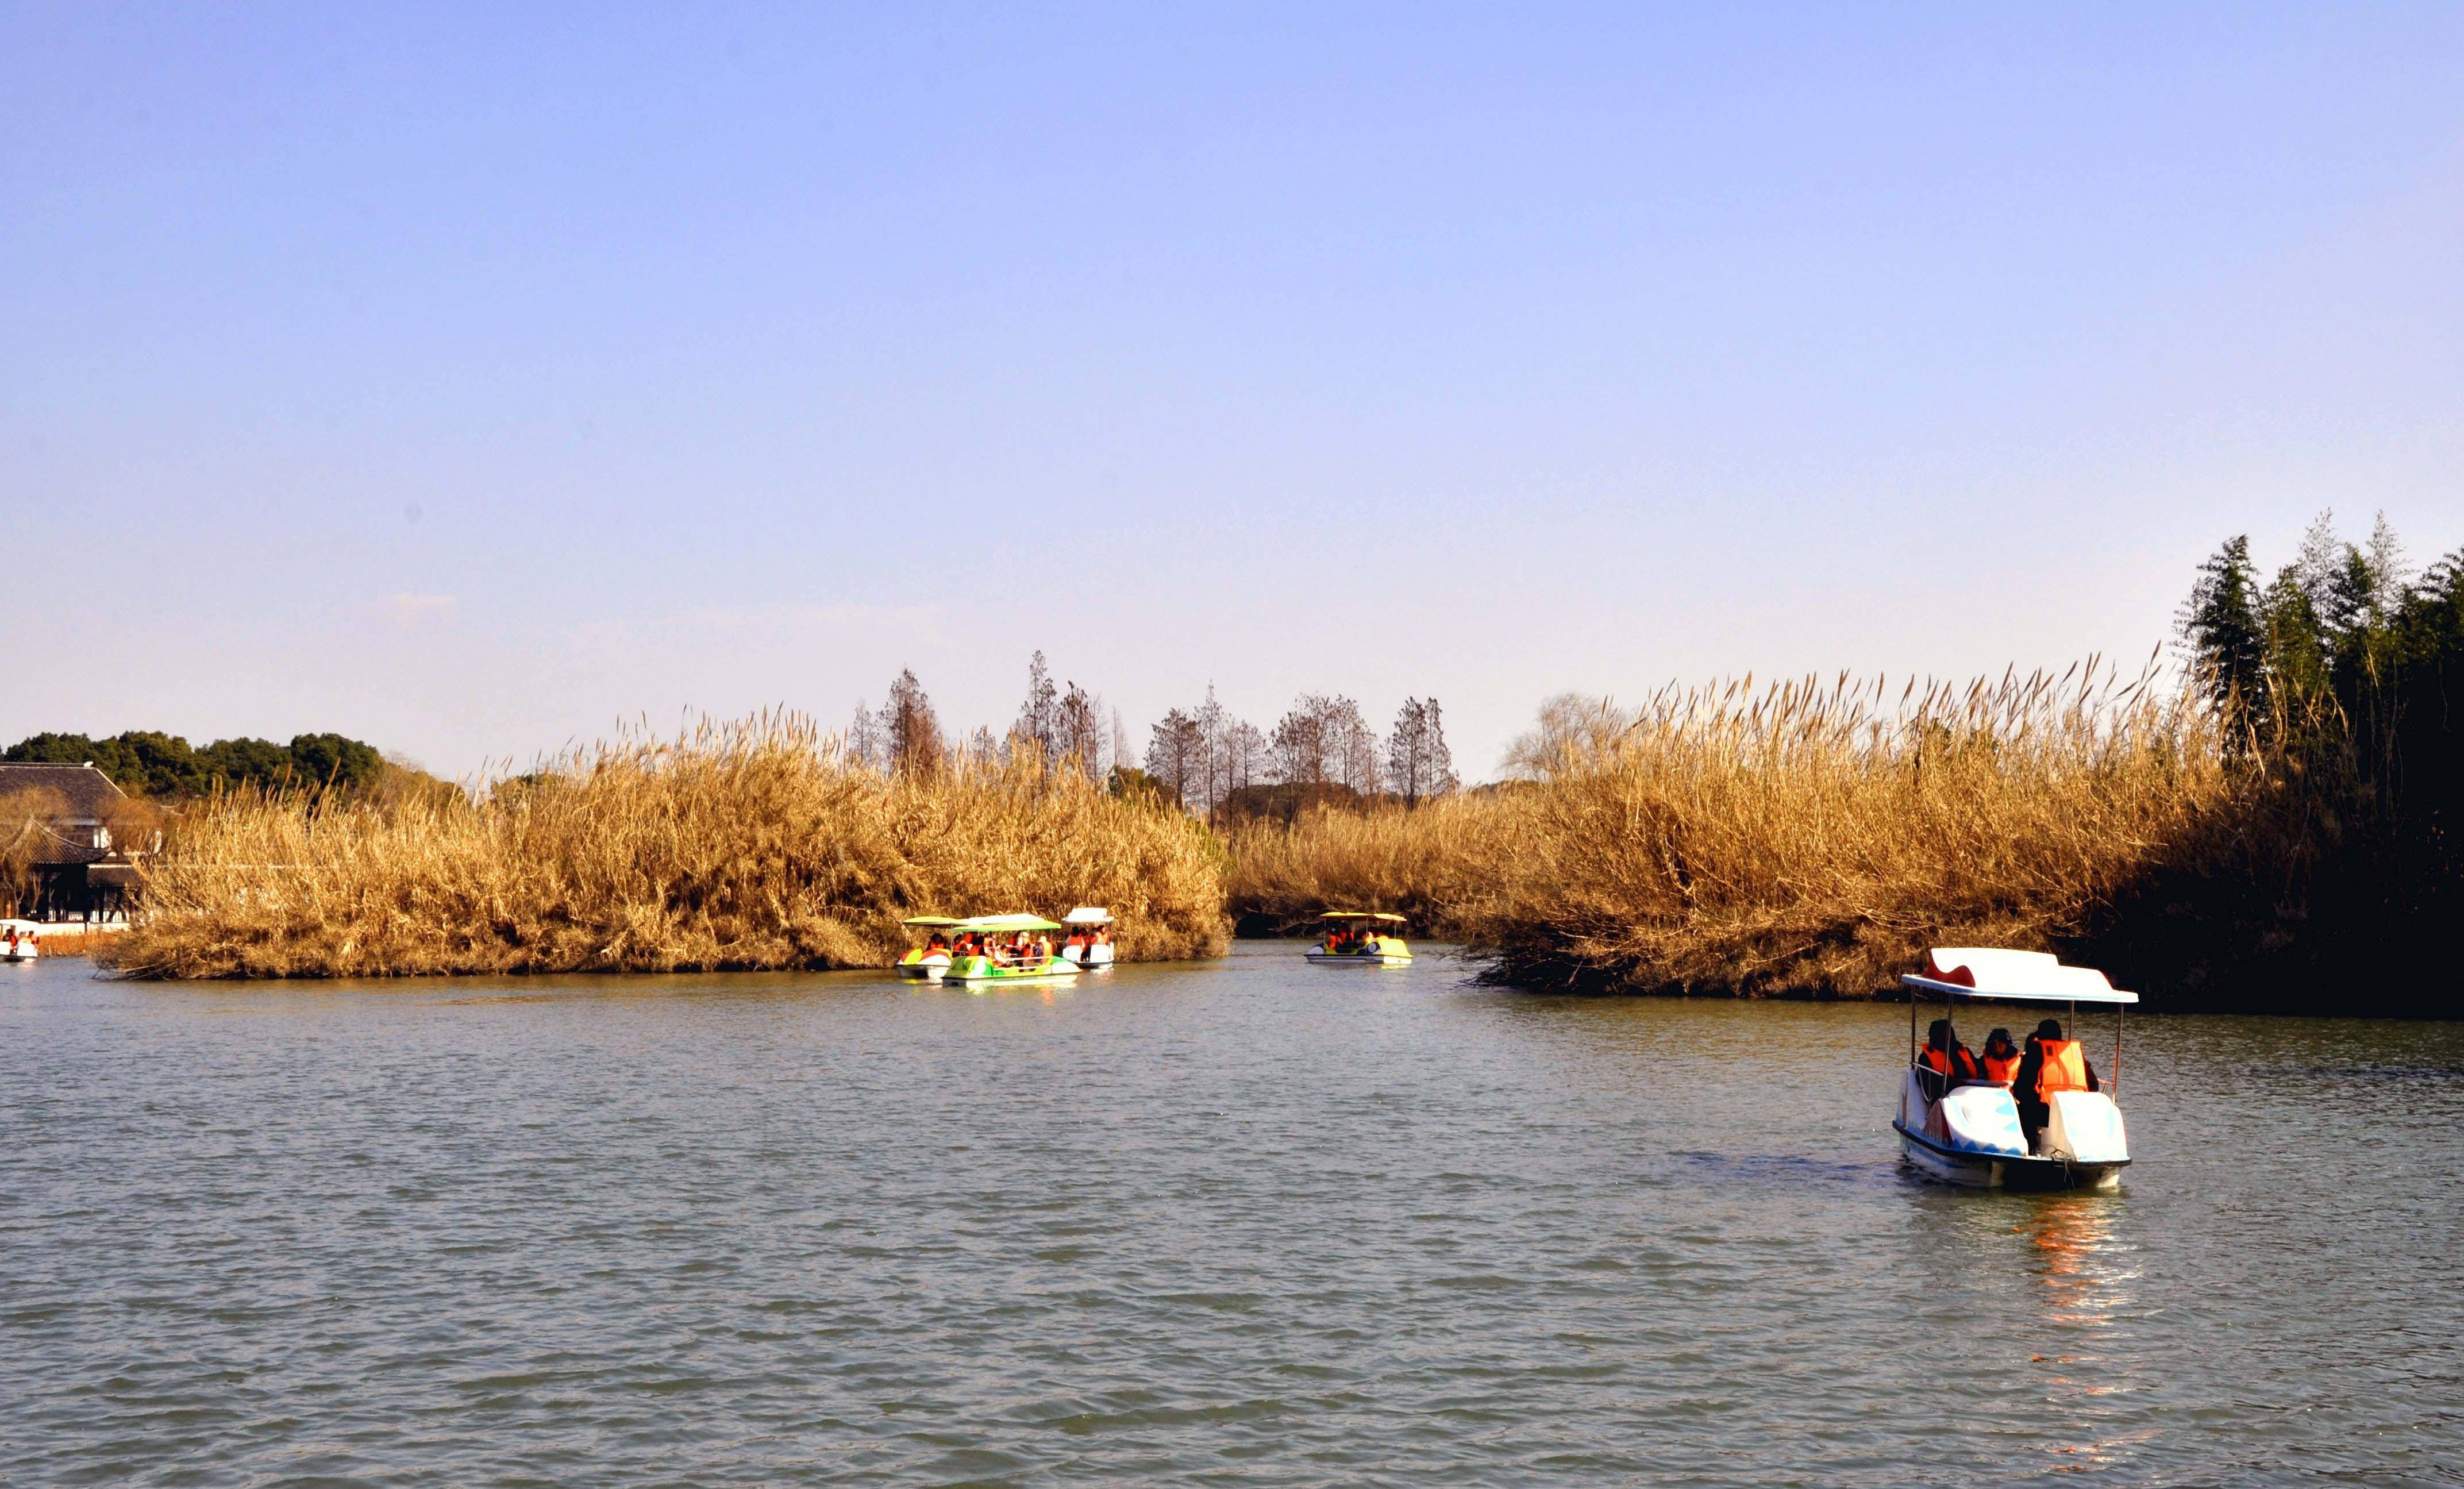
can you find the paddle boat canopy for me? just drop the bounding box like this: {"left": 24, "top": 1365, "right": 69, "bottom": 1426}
{"left": 896, "top": 916, "right": 962, "bottom": 980}
{"left": 1893, "top": 948, "right": 2134, "bottom": 1191}
{"left": 1059, "top": 907, "right": 1115, "bottom": 969}
{"left": 942, "top": 913, "right": 1082, "bottom": 987}
{"left": 1307, "top": 911, "right": 1411, "bottom": 967}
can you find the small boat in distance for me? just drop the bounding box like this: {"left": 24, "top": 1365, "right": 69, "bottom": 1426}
{"left": 941, "top": 914, "right": 1083, "bottom": 987}
{"left": 896, "top": 916, "right": 961, "bottom": 980}
{"left": 2, "top": 922, "right": 37, "bottom": 963}
{"left": 1893, "top": 948, "right": 2134, "bottom": 1191}
{"left": 1306, "top": 911, "right": 1411, "bottom": 967}
{"left": 1059, "top": 907, "right": 1115, "bottom": 969}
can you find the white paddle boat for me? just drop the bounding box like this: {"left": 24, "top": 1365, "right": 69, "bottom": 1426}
{"left": 1893, "top": 948, "right": 2134, "bottom": 1191}
{"left": 2, "top": 921, "right": 37, "bottom": 963}
{"left": 1059, "top": 907, "right": 1115, "bottom": 969}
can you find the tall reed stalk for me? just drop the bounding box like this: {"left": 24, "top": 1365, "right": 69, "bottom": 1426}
{"left": 107, "top": 714, "right": 1228, "bottom": 979}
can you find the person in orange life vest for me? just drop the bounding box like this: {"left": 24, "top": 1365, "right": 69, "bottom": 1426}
{"left": 1977, "top": 1028, "right": 2022, "bottom": 1086}
{"left": 1914, "top": 1018, "right": 1980, "bottom": 1101}
{"left": 2011, "top": 1017, "right": 2101, "bottom": 1147}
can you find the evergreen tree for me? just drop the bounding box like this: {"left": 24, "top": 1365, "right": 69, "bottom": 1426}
{"left": 2177, "top": 535, "right": 2270, "bottom": 733}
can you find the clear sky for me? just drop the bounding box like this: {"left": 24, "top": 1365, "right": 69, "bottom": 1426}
{"left": 7, "top": 3, "right": 2461, "bottom": 780}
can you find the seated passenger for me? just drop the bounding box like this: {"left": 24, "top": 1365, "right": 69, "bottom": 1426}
{"left": 1977, "top": 1028, "right": 2021, "bottom": 1086}
{"left": 1914, "top": 1018, "right": 1980, "bottom": 1101}
{"left": 2012, "top": 1018, "right": 2102, "bottom": 1150}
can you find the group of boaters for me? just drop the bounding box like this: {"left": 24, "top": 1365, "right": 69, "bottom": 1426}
{"left": 1918, "top": 1016, "right": 2102, "bottom": 1148}
{"left": 915, "top": 922, "right": 1112, "bottom": 967}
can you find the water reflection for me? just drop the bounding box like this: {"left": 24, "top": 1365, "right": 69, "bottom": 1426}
{"left": 2017, "top": 1194, "right": 2124, "bottom": 1329}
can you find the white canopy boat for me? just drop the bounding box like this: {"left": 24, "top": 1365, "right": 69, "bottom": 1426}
{"left": 2, "top": 920, "right": 37, "bottom": 963}
{"left": 1893, "top": 948, "right": 2134, "bottom": 1191}
{"left": 1058, "top": 907, "right": 1115, "bottom": 969}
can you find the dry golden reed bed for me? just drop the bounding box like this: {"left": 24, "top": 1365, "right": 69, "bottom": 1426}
{"left": 107, "top": 715, "right": 1228, "bottom": 979}
{"left": 1229, "top": 661, "right": 2234, "bottom": 997}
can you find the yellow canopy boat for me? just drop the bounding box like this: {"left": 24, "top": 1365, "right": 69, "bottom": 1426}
{"left": 1307, "top": 911, "right": 1411, "bottom": 967}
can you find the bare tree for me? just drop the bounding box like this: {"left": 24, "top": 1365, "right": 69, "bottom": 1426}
{"left": 1009, "top": 650, "right": 1060, "bottom": 767}
{"left": 877, "top": 670, "right": 946, "bottom": 775}
{"left": 1145, "top": 709, "right": 1206, "bottom": 807}
{"left": 1054, "top": 681, "right": 1106, "bottom": 783}
{"left": 1501, "top": 692, "right": 1637, "bottom": 779}
{"left": 1325, "top": 696, "right": 1380, "bottom": 794}
{"left": 1192, "top": 685, "right": 1229, "bottom": 815}
{"left": 1270, "top": 695, "right": 1333, "bottom": 786}
{"left": 1225, "top": 718, "right": 1268, "bottom": 796}
{"left": 1386, "top": 697, "right": 1460, "bottom": 806}
{"left": 0, "top": 787, "right": 69, "bottom": 917}
{"left": 846, "top": 698, "right": 883, "bottom": 771}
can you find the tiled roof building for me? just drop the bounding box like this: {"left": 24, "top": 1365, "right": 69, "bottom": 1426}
{"left": 1, "top": 762, "right": 144, "bottom": 920}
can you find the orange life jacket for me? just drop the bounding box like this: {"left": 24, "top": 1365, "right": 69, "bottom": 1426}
{"left": 2035, "top": 1039, "right": 2089, "bottom": 1098}
{"left": 1981, "top": 1051, "right": 2021, "bottom": 1084}
{"left": 1916, "top": 1046, "right": 1950, "bottom": 1075}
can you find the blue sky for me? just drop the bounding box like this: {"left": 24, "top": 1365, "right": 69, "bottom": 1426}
{"left": 6, "top": 3, "right": 2461, "bottom": 778}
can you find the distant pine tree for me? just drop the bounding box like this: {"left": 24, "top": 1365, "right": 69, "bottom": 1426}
{"left": 2177, "top": 535, "right": 2270, "bottom": 737}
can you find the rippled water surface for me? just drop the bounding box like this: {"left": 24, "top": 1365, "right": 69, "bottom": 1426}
{"left": 5, "top": 945, "right": 2462, "bottom": 1486}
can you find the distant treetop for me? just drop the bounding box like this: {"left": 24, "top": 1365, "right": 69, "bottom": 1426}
{"left": 1, "top": 730, "right": 387, "bottom": 798}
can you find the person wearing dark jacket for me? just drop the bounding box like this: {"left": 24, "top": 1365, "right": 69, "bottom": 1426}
{"left": 1914, "top": 1018, "right": 1980, "bottom": 1101}
{"left": 2012, "top": 1017, "right": 2101, "bottom": 1149}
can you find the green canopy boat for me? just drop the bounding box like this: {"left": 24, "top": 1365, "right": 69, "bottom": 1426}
{"left": 941, "top": 913, "right": 1082, "bottom": 986}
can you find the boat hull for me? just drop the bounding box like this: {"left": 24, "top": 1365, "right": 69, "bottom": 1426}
{"left": 1061, "top": 944, "right": 1114, "bottom": 969}
{"left": 942, "top": 960, "right": 1082, "bottom": 987}
{"left": 1305, "top": 951, "right": 1411, "bottom": 967}
{"left": 1893, "top": 1121, "right": 2125, "bottom": 1191}
{"left": 896, "top": 954, "right": 950, "bottom": 981}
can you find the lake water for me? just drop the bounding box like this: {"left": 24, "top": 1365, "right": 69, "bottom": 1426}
{"left": 4, "top": 944, "right": 2460, "bottom": 1486}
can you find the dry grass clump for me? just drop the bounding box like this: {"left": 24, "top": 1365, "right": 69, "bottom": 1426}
{"left": 106, "top": 714, "right": 1227, "bottom": 979}
{"left": 1229, "top": 661, "right": 2235, "bottom": 997}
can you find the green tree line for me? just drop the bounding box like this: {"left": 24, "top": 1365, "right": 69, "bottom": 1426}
{"left": 2155, "top": 510, "right": 2462, "bottom": 1006}
{"left": 3, "top": 730, "right": 387, "bottom": 798}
